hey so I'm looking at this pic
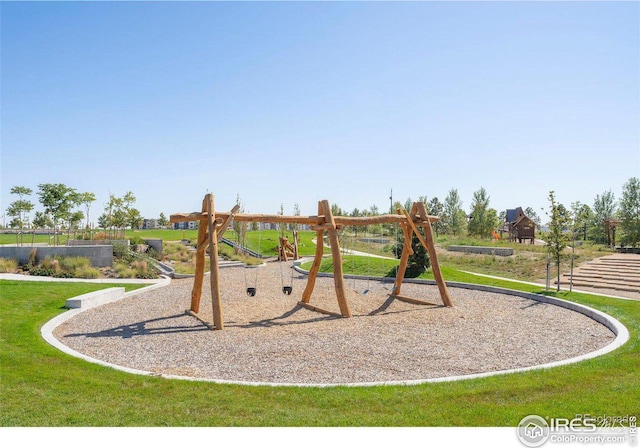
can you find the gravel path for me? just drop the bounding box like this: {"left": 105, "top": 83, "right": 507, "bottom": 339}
{"left": 53, "top": 261, "right": 615, "bottom": 385}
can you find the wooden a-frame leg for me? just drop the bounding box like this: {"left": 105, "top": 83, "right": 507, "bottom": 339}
{"left": 190, "top": 197, "right": 208, "bottom": 313}
{"left": 415, "top": 202, "right": 453, "bottom": 307}
{"left": 206, "top": 194, "right": 225, "bottom": 329}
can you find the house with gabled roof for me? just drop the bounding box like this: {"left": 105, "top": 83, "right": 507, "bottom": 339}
{"left": 503, "top": 207, "right": 536, "bottom": 244}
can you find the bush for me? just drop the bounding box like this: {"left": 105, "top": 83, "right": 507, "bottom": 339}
{"left": 129, "top": 235, "right": 145, "bottom": 246}
{"left": 112, "top": 244, "right": 133, "bottom": 262}
{"left": 0, "top": 258, "right": 19, "bottom": 273}
{"left": 26, "top": 255, "right": 99, "bottom": 278}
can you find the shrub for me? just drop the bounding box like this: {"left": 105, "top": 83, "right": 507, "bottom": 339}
{"left": 75, "top": 265, "right": 100, "bottom": 279}
{"left": 129, "top": 235, "right": 145, "bottom": 246}
{"left": 112, "top": 244, "right": 133, "bottom": 262}
{"left": 0, "top": 258, "right": 18, "bottom": 273}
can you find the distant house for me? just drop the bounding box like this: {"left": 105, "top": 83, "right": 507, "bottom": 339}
{"left": 172, "top": 221, "right": 198, "bottom": 230}
{"left": 502, "top": 207, "right": 536, "bottom": 244}
{"left": 142, "top": 218, "right": 158, "bottom": 230}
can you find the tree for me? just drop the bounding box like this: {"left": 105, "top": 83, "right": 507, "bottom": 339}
{"left": 524, "top": 207, "right": 542, "bottom": 228}
{"left": 591, "top": 190, "right": 617, "bottom": 244}
{"left": 7, "top": 186, "right": 34, "bottom": 245}
{"left": 467, "top": 187, "right": 497, "bottom": 239}
{"left": 428, "top": 197, "right": 444, "bottom": 237}
{"left": 78, "top": 192, "right": 96, "bottom": 229}
{"left": 570, "top": 202, "right": 593, "bottom": 241}
{"left": 37, "top": 183, "right": 79, "bottom": 245}
{"left": 392, "top": 224, "right": 430, "bottom": 278}
{"left": 545, "top": 191, "right": 571, "bottom": 292}
{"left": 443, "top": 189, "right": 466, "bottom": 236}
{"left": 158, "top": 213, "right": 168, "bottom": 228}
{"left": 619, "top": 177, "right": 640, "bottom": 247}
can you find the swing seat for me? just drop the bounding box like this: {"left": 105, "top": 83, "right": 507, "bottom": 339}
{"left": 282, "top": 286, "right": 293, "bottom": 295}
{"left": 246, "top": 287, "right": 256, "bottom": 297}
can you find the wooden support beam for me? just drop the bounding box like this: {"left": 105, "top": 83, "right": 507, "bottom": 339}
{"left": 216, "top": 204, "right": 240, "bottom": 241}
{"left": 206, "top": 194, "right": 225, "bottom": 329}
{"left": 392, "top": 222, "right": 414, "bottom": 296}
{"left": 415, "top": 202, "right": 453, "bottom": 307}
{"left": 321, "top": 199, "right": 352, "bottom": 318}
{"left": 389, "top": 294, "right": 442, "bottom": 307}
{"left": 186, "top": 309, "right": 216, "bottom": 331}
{"left": 171, "top": 211, "right": 439, "bottom": 226}
{"left": 301, "top": 202, "right": 325, "bottom": 304}
{"left": 190, "top": 197, "right": 208, "bottom": 314}
{"left": 297, "top": 301, "right": 343, "bottom": 318}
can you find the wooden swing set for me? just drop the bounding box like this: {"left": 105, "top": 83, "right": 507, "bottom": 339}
{"left": 170, "top": 193, "right": 453, "bottom": 330}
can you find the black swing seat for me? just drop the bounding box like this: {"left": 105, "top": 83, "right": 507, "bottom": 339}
{"left": 282, "top": 286, "right": 293, "bottom": 295}
{"left": 246, "top": 287, "right": 256, "bottom": 297}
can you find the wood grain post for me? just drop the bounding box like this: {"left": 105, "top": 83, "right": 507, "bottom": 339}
{"left": 415, "top": 202, "right": 453, "bottom": 307}
{"left": 392, "top": 223, "right": 414, "bottom": 296}
{"left": 190, "top": 197, "right": 208, "bottom": 313}
{"left": 206, "top": 194, "right": 225, "bottom": 329}
{"left": 301, "top": 202, "right": 325, "bottom": 304}
{"left": 321, "top": 200, "right": 352, "bottom": 318}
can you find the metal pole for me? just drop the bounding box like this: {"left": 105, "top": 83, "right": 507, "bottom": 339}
{"left": 546, "top": 252, "right": 550, "bottom": 291}
{"left": 569, "top": 234, "right": 575, "bottom": 292}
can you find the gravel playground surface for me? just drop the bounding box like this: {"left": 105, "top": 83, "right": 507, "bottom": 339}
{"left": 53, "top": 261, "right": 615, "bottom": 385}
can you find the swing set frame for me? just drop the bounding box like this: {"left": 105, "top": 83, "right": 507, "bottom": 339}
{"left": 170, "top": 193, "right": 453, "bottom": 330}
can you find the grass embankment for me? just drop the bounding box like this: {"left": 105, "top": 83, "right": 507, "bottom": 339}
{"left": 1, "top": 271, "right": 637, "bottom": 426}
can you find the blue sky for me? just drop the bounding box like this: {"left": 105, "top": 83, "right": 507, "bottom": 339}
{"left": 1, "top": 1, "right": 638, "bottom": 223}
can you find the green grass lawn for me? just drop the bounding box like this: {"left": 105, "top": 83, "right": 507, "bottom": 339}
{"left": 1, "top": 271, "right": 637, "bottom": 427}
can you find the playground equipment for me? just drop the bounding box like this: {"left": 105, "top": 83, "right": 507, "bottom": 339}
{"left": 170, "top": 194, "right": 453, "bottom": 330}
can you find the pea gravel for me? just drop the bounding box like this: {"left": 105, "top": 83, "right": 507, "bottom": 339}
{"left": 53, "top": 261, "right": 615, "bottom": 385}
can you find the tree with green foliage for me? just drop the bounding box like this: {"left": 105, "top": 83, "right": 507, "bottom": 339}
{"left": 158, "top": 213, "right": 168, "bottom": 228}
{"left": 545, "top": 191, "right": 571, "bottom": 292}
{"left": 619, "top": 177, "right": 640, "bottom": 247}
{"left": 427, "top": 197, "right": 444, "bottom": 237}
{"left": 443, "top": 189, "right": 466, "bottom": 236}
{"left": 467, "top": 187, "right": 498, "bottom": 239}
{"left": 78, "top": 192, "right": 96, "bottom": 229}
{"left": 7, "top": 186, "right": 34, "bottom": 245}
{"left": 37, "top": 183, "right": 79, "bottom": 245}
{"left": 591, "top": 190, "right": 617, "bottom": 244}
{"left": 570, "top": 202, "right": 593, "bottom": 241}
{"left": 524, "top": 207, "right": 542, "bottom": 228}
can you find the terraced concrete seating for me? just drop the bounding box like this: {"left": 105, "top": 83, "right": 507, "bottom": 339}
{"left": 557, "top": 254, "right": 640, "bottom": 295}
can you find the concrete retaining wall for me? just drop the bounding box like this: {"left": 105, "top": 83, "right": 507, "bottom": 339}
{"left": 67, "top": 239, "right": 129, "bottom": 246}
{"left": 446, "top": 245, "right": 514, "bottom": 257}
{"left": 0, "top": 245, "right": 113, "bottom": 267}
{"left": 65, "top": 287, "right": 125, "bottom": 309}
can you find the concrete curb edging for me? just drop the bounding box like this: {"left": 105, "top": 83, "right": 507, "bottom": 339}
{"left": 39, "top": 270, "right": 629, "bottom": 388}
{"left": 39, "top": 277, "right": 171, "bottom": 374}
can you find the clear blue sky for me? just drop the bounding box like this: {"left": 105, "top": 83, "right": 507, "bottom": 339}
{"left": 1, "top": 1, "right": 638, "bottom": 224}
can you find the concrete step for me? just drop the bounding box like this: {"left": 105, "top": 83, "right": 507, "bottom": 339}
{"left": 555, "top": 280, "right": 640, "bottom": 293}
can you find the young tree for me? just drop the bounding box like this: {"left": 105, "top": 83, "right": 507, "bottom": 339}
{"left": 31, "top": 211, "right": 53, "bottom": 245}
{"left": 158, "top": 213, "right": 168, "bottom": 228}
{"left": 37, "top": 183, "right": 79, "bottom": 245}
{"left": 619, "top": 177, "right": 640, "bottom": 247}
{"left": 524, "top": 207, "right": 542, "bottom": 228}
{"left": 7, "top": 186, "right": 34, "bottom": 245}
{"left": 443, "top": 189, "right": 466, "bottom": 236}
{"left": 428, "top": 197, "right": 444, "bottom": 237}
{"left": 467, "top": 187, "right": 497, "bottom": 239}
{"left": 570, "top": 202, "right": 593, "bottom": 241}
{"left": 591, "top": 190, "right": 617, "bottom": 244}
{"left": 545, "top": 191, "right": 571, "bottom": 291}
{"left": 78, "top": 192, "right": 96, "bottom": 229}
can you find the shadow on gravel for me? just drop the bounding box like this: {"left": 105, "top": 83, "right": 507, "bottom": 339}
{"left": 63, "top": 313, "right": 208, "bottom": 339}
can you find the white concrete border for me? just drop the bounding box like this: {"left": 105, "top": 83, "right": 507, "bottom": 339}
{"left": 34, "top": 272, "right": 630, "bottom": 388}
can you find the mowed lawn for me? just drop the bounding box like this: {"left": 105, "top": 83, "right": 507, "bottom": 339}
{"left": 0, "top": 274, "right": 638, "bottom": 427}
